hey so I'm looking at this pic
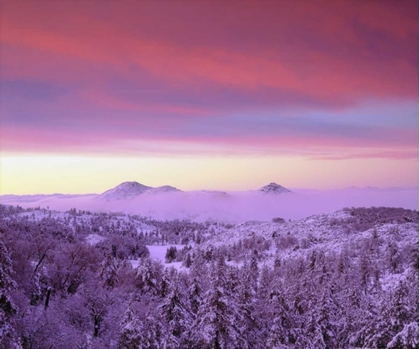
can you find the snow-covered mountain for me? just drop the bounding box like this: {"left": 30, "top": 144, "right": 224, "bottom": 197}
{"left": 96, "top": 181, "right": 152, "bottom": 200}
{"left": 96, "top": 182, "right": 182, "bottom": 200}
{"left": 258, "top": 182, "right": 292, "bottom": 194}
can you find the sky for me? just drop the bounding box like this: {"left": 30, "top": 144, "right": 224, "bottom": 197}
{"left": 0, "top": 0, "right": 418, "bottom": 194}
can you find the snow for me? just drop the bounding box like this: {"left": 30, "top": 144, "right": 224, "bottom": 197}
{"left": 199, "top": 208, "right": 418, "bottom": 269}
{"left": 1, "top": 201, "right": 418, "bottom": 347}
{"left": 85, "top": 233, "right": 107, "bottom": 246}
{"left": 146, "top": 244, "right": 185, "bottom": 263}
{"left": 130, "top": 244, "right": 187, "bottom": 271}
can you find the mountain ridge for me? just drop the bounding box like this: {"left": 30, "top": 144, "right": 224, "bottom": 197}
{"left": 96, "top": 181, "right": 292, "bottom": 200}
{"left": 96, "top": 181, "right": 183, "bottom": 200}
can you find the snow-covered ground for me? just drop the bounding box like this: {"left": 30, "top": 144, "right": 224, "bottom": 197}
{"left": 1, "top": 202, "right": 417, "bottom": 348}
{"left": 130, "top": 244, "right": 187, "bottom": 271}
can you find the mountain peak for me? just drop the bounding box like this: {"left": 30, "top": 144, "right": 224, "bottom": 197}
{"left": 259, "top": 182, "right": 291, "bottom": 194}
{"left": 116, "top": 181, "right": 148, "bottom": 188}
{"left": 96, "top": 181, "right": 152, "bottom": 200}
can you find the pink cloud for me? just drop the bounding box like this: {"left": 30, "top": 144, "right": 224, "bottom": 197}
{"left": 0, "top": 0, "right": 417, "bottom": 161}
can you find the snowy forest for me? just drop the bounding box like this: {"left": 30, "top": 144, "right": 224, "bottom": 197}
{"left": 0, "top": 204, "right": 418, "bottom": 349}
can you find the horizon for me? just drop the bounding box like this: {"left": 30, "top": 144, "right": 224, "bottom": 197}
{"left": 0, "top": 0, "right": 418, "bottom": 194}
{"left": 1, "top": 178, "right": 419, "bottom": 197}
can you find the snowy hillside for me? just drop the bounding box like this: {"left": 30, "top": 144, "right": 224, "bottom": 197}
{"left": 198, "top": 207, "right": 419, "bottom": 268}
{"left": 0, "top": 204, "right": 418, "bottom": 348}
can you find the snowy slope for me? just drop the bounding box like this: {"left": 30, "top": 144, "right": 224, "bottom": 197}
{"left": 199, "top": 207, "right": 419, "bottom": 268}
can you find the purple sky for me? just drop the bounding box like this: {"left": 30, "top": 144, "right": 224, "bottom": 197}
{"left": 0, "top": 0, "right": 418, "bottom": 193}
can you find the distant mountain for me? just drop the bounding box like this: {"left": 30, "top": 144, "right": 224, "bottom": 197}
{"left": 146, "top": 185, "right": 182, "bottom": 194}
{"left": 258, "top": 182, "right": 292, "bottom": 194}
{"left": 200, "top": 190, "right": 230, "bottom": 198}
{"left": 96, "top": 181, "right": 152, "bottom": 200}
{"left": 96, "top": 181, "right": 291, "bottom": 201}
{"left": 96, "top": 182, "right": 183, "bottom": 200}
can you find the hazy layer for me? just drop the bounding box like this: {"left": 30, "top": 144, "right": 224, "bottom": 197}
{"left": 1, "top": 188, "right": 417, "bottom": 223}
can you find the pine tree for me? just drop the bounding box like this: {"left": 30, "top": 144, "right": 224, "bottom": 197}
{"left": 160, "top": 277, "right": 193, "bottom": 347}
{"left": 118, "top": 309, "right": 143, "bottom": 349}
{"left": 100, "top": 254, "right": 119, "bottom": 289}
{"left": 386, "top": 240, "right": 401, "bottom": 273}
{"left": 265, "top": 289, "right": 296, "bottom": 349}
{"left": 191, "top": 255, "right": 249, "bottom": 349}
{"left": 358, "top": 249, "right": 371, "bottom": 293}
{"left": 29, "top": 271, "right": 43, "bottom": 306}
{"left": 385, "top": 280, "right": 418, "bottom": 347}
{"left": 161, "top": 269, "right": 171, "bottom": 298}
{"left": 249, "top": 251, "right": 259, "bottom": 295}
{"left": 237, "top": 264, "right": 260, "bottom": 348}
{"left": 189, "top": 276, "right": 203, "bottom": 315}
{"left": 141, "top": 313, "right": 164, "bottom": 349}
{"left": 135, "top": 258, "right": 162, "bottom": 296}
{"left": 0, "top": 239, "right": 21, "bottom": 349}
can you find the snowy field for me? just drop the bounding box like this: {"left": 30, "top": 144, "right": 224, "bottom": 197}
{"left": 130, "top": 244, "right": 187, "bottom": 271}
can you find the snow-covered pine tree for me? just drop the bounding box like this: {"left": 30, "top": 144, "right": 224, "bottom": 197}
{"left": 141, "top": 313, "right": 164, "bottom": 349}
{"left": 100, "top": 254, "right": 119, "bottom": 289}
{"left": 160, "top": 275, "right": 193, "bottom": 347}
{"left": 0, "top": 238, "right": 21, "bottom": 349}
{"left": 134, "top": 258, "right": 163, "bottom": 296}
{"left": 265, "top": 289, "right": 296, "bottom": 349}
{"left": 385, "top": 280, "right": 419, "bottom": 348}
{"left": 249, "top": 251, "right": 259, "bottom": 295}
{"left": 118, "top": 309, "right": 143, "bottom": 349}
{"left": 237, "top": 264, "right": 260, "bottom": 348}
{"left": 189, "top": 276, "right": 203, "bottom": 315}
{"left": 191, "top": 254, "right": 249, "bottom": 349}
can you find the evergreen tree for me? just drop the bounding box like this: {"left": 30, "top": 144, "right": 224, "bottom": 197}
{"left": 0, "top": 239, "right": 21, "bottom": 349}
{"left": 237, "top": 264, "right": 260, "bottom": 348}
{"left": 265, "top": 289, "right": 296, "bottom": 349}
{"left": 135, "top": 258, "right": 163, "bottom": 296}
{"left": 141, "top": 313, "right": 164, "bottom": 349}
{"left": 189, "top": 276, "right": 203, "bottom": 315}
{"left": 386, "top": 240, "right": 401, "bottom": 273}
{"left": 118, "top": 309, "right": 143, "bottom": 349}
{"left": 160, "top": 277, "right": 193, "bottom": 347}
{"left": 100, "top": 254, "right": 119, "bottom": 289}
{"left": 249, "top": 251, "right": 259, "bottom": 295}
{"left": 191, "top": 255, "right": 249, "bottom": 349}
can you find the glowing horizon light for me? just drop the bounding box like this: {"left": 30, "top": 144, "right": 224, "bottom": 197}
{"left": 0, "top": 154, "right": 418, "bottom": 195}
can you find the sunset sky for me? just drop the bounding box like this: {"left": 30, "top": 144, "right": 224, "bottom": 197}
{"left": 0, "top": 0, "right": 418, "bottom": 194}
